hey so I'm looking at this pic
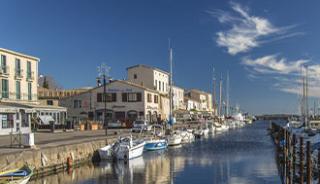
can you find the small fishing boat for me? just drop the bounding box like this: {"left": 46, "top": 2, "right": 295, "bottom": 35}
{"left": 0, "top": 165, "right": 33, "bottom": 184}
{"left": 167, "top": 131, "right": 182, "bottom": 146}
{"left": 98, "top": 144, "right": 114, "bottom": 160}
{"left": 144, "top": 139, "right": 168, "bottom": 151}
{"left": 113, "top": 136, "right": 145, "bottom": 160}
{"left": 180, "top": 129, "right": 195, "bottom": 143}
{"left": 202, "top": 126, "right": 209, "bottom": 136}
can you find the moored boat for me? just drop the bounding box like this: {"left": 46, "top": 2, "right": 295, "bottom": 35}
{"left": 144, "top": 139, "right": 168, "bottom": 151}
{"left": 113, "top": 136, "right": 145, "bottom": 160}
{"left": 98, "top": 144, "right": 114, "bottom": 160}
{"left": 180, "top": 129, "right": 195, "bottom": 143}
{"left": 167, "top": 131, "right": 182, "bottom": 146}
{"left": 0, "top": 165, "right": 33, "bottom": 184}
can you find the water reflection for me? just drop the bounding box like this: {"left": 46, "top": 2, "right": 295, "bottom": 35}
{"left": 30, "top": 121, "right": 281, "bottom": 184}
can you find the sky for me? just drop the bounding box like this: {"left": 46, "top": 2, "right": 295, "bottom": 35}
{"left": 1, "top": 0, "right": 320, "bottom": 114}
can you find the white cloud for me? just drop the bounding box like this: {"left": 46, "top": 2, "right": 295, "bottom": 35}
{"left": 242, "top": 55, "right": 308, "bottom": 74}
{"left": 210, "top": 2, "right": 299, "bottom": 55}
{"left": 242, "top": 55, "right": 320, "bottom": 97}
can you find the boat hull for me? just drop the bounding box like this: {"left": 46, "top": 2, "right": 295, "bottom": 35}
{"left": 144, "top": 140, "right": 168, "bottom": 151}
{"left": 167, "top": 135, "right": 182, "bottom": 146}
{"left": 114, "top": 141, "right": 145, "bottom": 160}
{"left": 98, "top": 144, "right": 113, "bottom": 160}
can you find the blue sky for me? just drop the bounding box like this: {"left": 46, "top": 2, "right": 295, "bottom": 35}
{"left": 1, "top": 0, "right": 320, "bottom": 114}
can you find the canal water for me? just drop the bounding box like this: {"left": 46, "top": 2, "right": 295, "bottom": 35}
{"left": 30, "top": 120, "right": 281, "bottom": 184}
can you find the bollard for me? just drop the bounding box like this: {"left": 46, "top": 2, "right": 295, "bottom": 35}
{"left": 306, "top": 141, "right": 311, "bottom": 184}
{"left": 300, "top": 137, "right": 304, "bottom": 184}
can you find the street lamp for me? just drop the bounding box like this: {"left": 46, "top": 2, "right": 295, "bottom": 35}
{"left": 97, "top": 63, "right": 111, "bottom": 135}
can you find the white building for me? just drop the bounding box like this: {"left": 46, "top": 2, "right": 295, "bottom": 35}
{"left": 0, "top": 48, "right": 66, "bottom": 136}
{"left": 184, "top": 89, "right": 213, "bottom": 112}
{"left": 59, "top": 80, "right": 169, "bottom": 124}
{"left": 172, "top": 86, "right": 185, "bottom": 110}
{"left": 127, "top": 64, "right": 169, "bottom": 95}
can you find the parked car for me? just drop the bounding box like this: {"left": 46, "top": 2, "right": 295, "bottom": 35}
{"left": 107, "top": 120, "right": 123, "bottom": 128}
{"left": 132, "top": 120, "right": 152, "bottom": 132}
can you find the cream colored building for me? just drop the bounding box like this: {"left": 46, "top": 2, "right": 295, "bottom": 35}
{"left": 184, "top": 89, "right": 213, "bottom": 112}
{"left": 59, "top": 80, "right": 169, "bottom": 124}
{"left": 127, "top": 64, "right": 169, "bottom": 95}
{"left": 0, "top": 48, "right": 66, "bottom": 135}
{"left": 172, "top": 86, "right": 185, "bottom": 110}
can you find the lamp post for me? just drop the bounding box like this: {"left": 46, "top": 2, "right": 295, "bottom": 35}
{"left": 97, "top": 63, "right": 111, "bottom": 135}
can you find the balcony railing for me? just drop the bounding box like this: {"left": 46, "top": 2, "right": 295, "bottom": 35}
{"left": 26, "top": 71, "right": 35, "bottom": 81}
{"left": 15, "top": 69, "right": 24, "bottom": 79}
{"left": 0, "top": 66, "right": 9, "bottom": 76}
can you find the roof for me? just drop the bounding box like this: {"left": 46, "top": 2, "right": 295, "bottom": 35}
{"left": 0, "top": 48, "right": 40, "bottom": 61}
{"left": 126, "top": 64, "right": 170, "bottom": 75}
{"left": 59, "top": 79, "right": 160, "bottom": 100}
{"left": 0, "top": 102, "right": 66, "bottom": 110}
{"left": 187, "top": 88, "right": 211, "bottom": 95}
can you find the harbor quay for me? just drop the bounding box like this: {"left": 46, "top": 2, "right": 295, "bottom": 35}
{"left": 0, "top": 123, "right": 200, "bottom": 177}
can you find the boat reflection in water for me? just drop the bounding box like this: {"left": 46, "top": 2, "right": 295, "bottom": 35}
{"left": 30, "top": 121, "right": 281, "bottom": 184}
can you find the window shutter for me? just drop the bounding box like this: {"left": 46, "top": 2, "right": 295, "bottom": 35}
{"left": 122, "top": 93, "right": 127, "bottom": 102}
{"left": 137, "top": 93, "right": 142, "bottom": 102}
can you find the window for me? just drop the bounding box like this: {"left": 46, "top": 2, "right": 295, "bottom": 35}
{"left": 162, "top": 82, "right": 164, "bottom": 92}
{"left": 106, "top": 93, "right": 117, "bottom": 102}
{"left": 16, "top": 81, "right": 21, "bottom": 100}
{"left": 122, "top": 93, "right": 128, "bottom": 102}
{"left": 2, "top": 79, "right": 8, "bottom": 98}
{"left": 1, "top": 55, "right": 7, "bottom": 73}
{"left": 158, "top": 81, "right": 161, "bottom": 91}
{"left": 128, "top": 93, "right": 142, "bottom": 102}
{"left": 97, "top": 93, "right": 103, "bottom": 102}
{"left": 154, "top": 95, "right": 159, "bottom": 103}
{"left": 15, "top": 59, "right": 21, "bottom": 76}
{"left": 47, "top": 100, "right": 53, "bottom": 105}
{"left": 21, "top": 113, "right": 29, "bottom": 127}
{"left": 73, "top": 100, "right": 82, "bottom": 108}
{"left": 28, "top": 82, "right": 32, "bottom": 100}
{"left": 2, "top": 114, "right": 13, "bottom": 129}
{"left": 155, "top": 80, "right": 157, "bottom": 89}
{"left": 26, "top": 61, "right": 32, "bottom": 79}
{"left": 147, "top": 93, "right": 152, "bottom": 102}
{"left": 134, "top": 74, "right": 137, "bottom": 79}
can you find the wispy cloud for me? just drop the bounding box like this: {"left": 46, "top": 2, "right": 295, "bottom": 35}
{"left": 242, "top": 55, "right": 320, "bottom": 97}
{"left": 210, "top": 2, "right": 301, "bottom": 55}
{"left": 242, "top": 55, "right": 308, "bottom": 75}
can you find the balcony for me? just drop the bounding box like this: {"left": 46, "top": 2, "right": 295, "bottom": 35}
{"left": 0, "top": 66, "right": 9, "bottom": 77}
{"left": 14, "top": 69, "right": 24, "bottom": 80}
{"left": 26, "top": 71, "right": 35, "bottom": 81}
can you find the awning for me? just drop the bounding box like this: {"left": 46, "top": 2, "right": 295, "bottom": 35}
{"left": 38, "top": 115, "right": 55, "bottom": 125}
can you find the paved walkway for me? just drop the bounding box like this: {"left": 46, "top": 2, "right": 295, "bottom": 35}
{"left": 0, "top": 129, "right": 131, "bottom": 155}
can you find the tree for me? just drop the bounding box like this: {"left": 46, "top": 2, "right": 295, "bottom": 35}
{"left": 42, "top": 76, "right": 49, "bottom": 89}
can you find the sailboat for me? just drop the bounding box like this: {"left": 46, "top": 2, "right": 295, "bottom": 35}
{"left": 166, "top": 41, "right": 182, "bottom": 146}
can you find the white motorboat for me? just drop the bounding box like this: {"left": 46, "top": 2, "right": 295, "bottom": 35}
{"left": 202, "top": 125, "right": 209, "bottom": 136}
{"left": 194, "top": 127, "right": 204, "bottom": 138}
{"left": 207, "top": 122, "right": 216, "bottom": 133}
{"left": 180, "top": 129, "right": 195, "bottom": 143}
{"left": 113, "top": 136, "right": 145, "bottom": 160}
{"left": 167, "top": 131, "right": 182, "bottom": 146}
{"left": 98, "top": 144, "right": 114, "bottom": 160}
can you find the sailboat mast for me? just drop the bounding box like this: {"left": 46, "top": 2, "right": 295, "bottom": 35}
{"left": 226, "top": 71, "right": 230, "bottom": 117}
{"left": 305, "top": 65, "right": 309, "bottom": 128}
{"left": 219, "top": 73, "right": 223, "bottom": 118}
{"left": 212, "top": 67, "right": 216, "bottom": 116}
{"left": 169, "top": 43, "right": 173, "bottom": 121}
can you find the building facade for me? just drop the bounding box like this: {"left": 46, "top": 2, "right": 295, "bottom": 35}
{"left": 184, "top": 89, "right": 213, "bottom": 112}
{"left": 172, "top": 86, "right": 185, "bottom": 111}
{"left": 0, "top": 48, "right": 66, "bottom": 135}
{"left": 59, "top": 80, "right": 169, "bottom": 124}
{"left": 127, "top": 64, "right": 169, "bottom": 95}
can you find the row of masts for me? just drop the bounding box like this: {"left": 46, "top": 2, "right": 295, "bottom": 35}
{"left": 301, "top": 65, "right": 309, "bottom": 128}
{"left": 212, "top": 68, "right": 231, "bottom": 118}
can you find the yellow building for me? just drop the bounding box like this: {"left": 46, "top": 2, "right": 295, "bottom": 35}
{"left": 0, "top": 48, "right": 66, "bottom": 135}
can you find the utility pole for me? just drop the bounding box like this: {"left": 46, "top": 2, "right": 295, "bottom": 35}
{"left": 97, "top": 63, "right": 111, "bottom": 135}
